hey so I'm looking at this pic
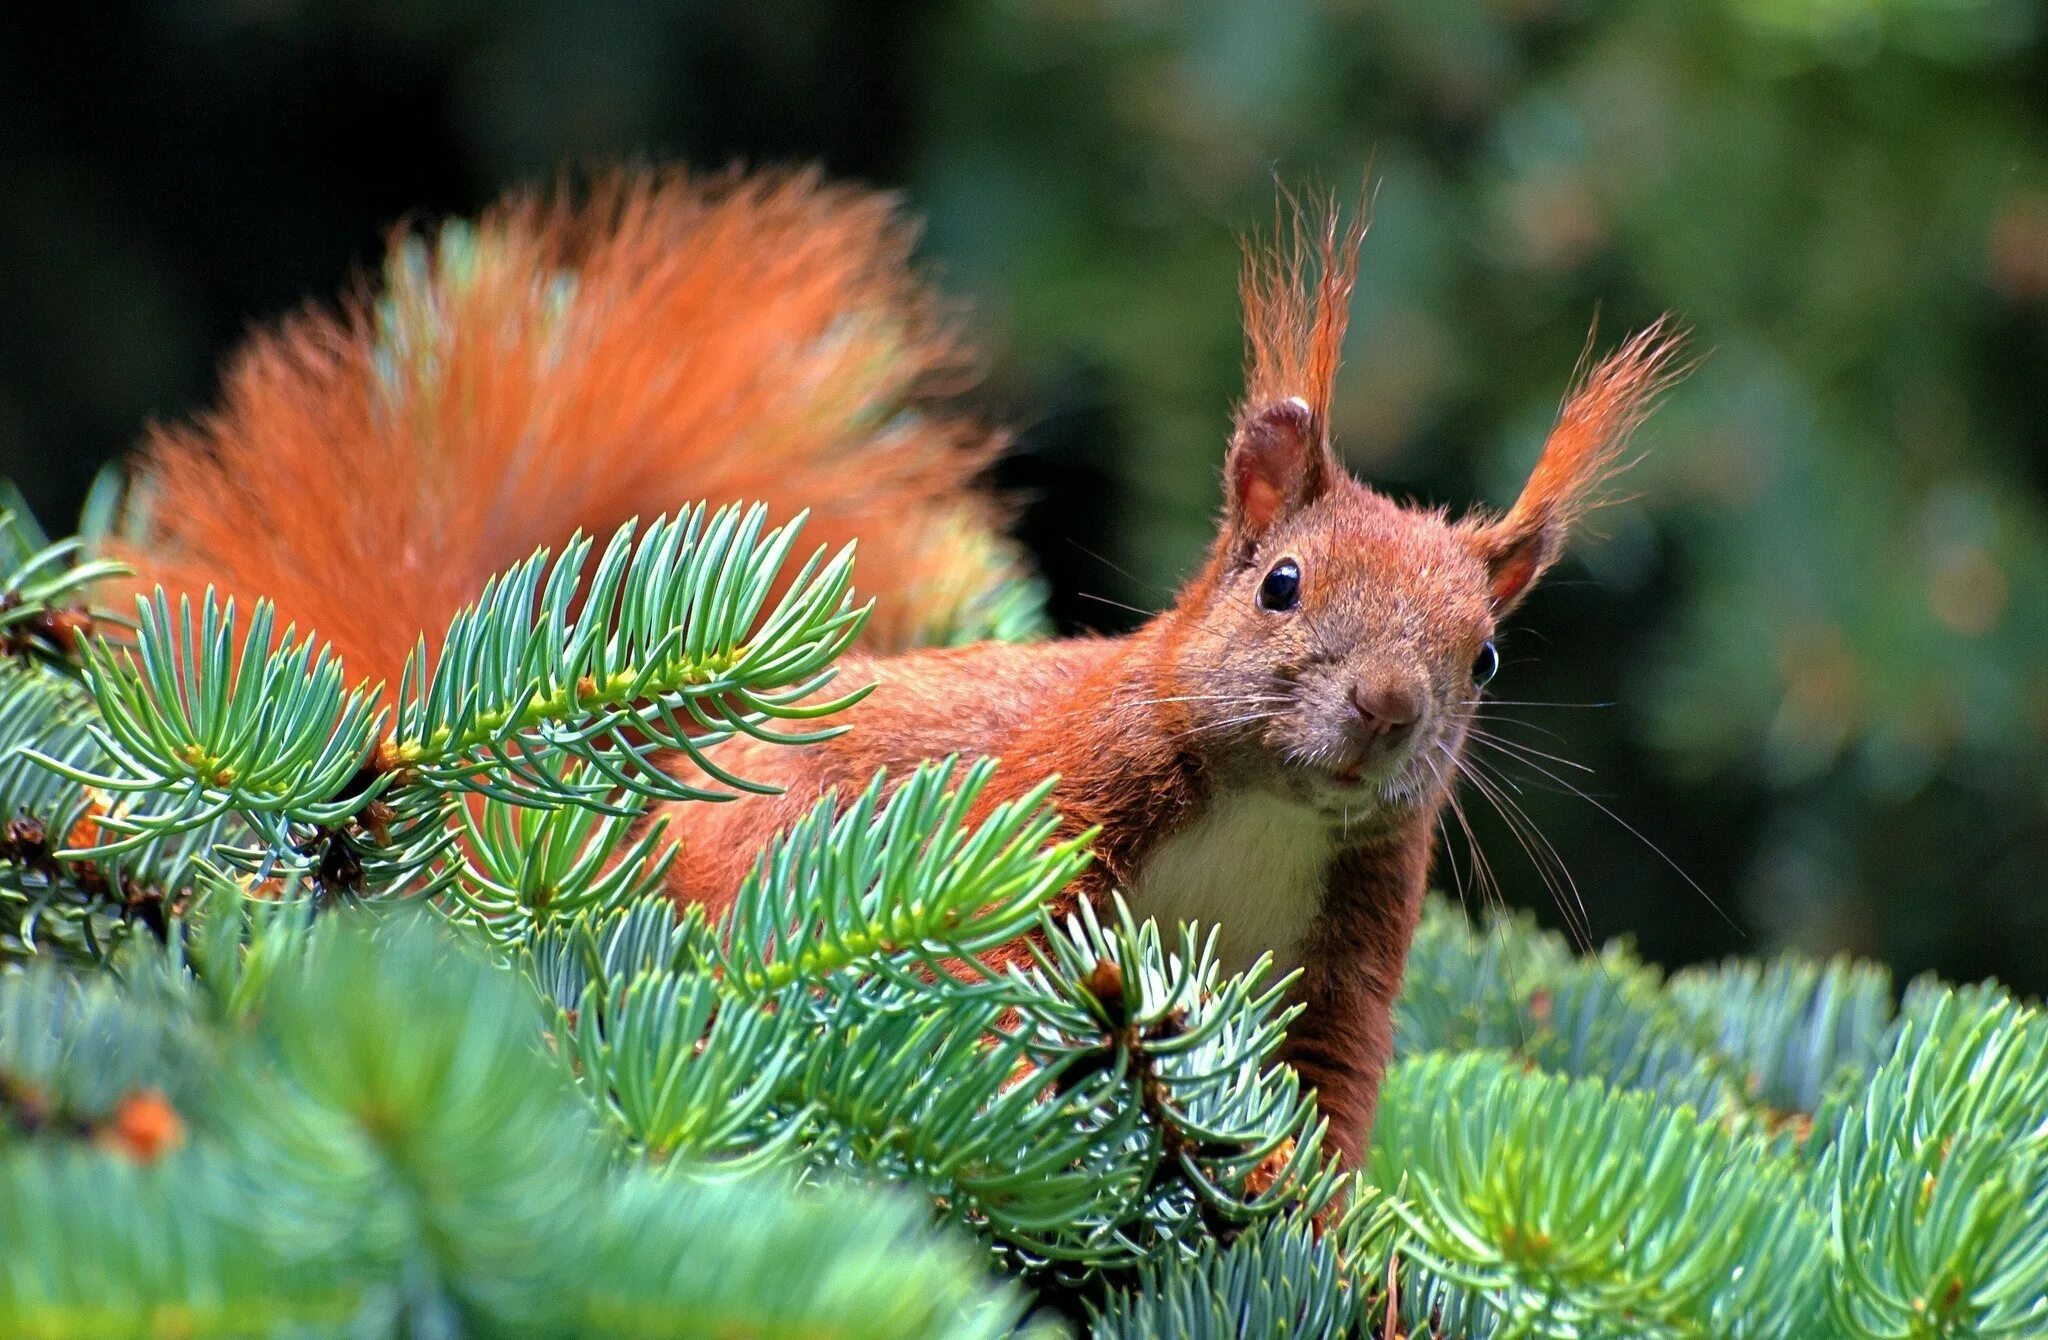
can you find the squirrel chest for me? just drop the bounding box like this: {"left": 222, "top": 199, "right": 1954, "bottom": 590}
{"left": 1123, "top": 791, "right": 1338, "bottom": 981}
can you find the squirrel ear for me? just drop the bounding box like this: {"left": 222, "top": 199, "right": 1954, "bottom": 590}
{"left": 1465, "top": 320, "right": 1686, "bottom": 615}
{"left": 1224, "top": 397, "right": 1334, "bottom": 554}
{"left": 1469, "top": 522, "right": 1559, "bottom": 616}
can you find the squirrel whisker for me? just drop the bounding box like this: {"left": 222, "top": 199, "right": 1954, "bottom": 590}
{"left": 1159, "top": 710, "right": 1289, "bottom": 744}
{"left": 1461, "top": 725, "right": 1595, "bottom": 776}
{"left": 1461, "top": 709, "right": 1574, "bottom": 746}
{"left": 1450, "top": 747, "right": 1597, "bottom": 951}
{"left": 1460, "top": 734, "right": 1737, "bottom": 934}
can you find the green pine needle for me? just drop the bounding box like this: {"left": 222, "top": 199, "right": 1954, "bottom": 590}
{"left": 391, "top": 503, "right": 871, "bottom": 809}
{"left": 719, "top": 756, "right": 1094, "bottom": 995}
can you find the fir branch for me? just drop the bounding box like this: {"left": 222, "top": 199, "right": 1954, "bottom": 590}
{"left": 784, "top": 982, "right": 1153, "bottom": 1259}
{"left": 0, "top": 665, "right": 230, "bottom": 960}
{"left": 2, "top": 899, "right": 1038, "bottom": 1339}
{"left": 205, "top": 908, "right": 608, "bottom": 1327}
{"left": 1396, "top": 897, "right": 1745, "bottom": 1119}
{"left": 510, "top": 764, "right": 1330, "bottom": 1275}
{"left": 524, "top": 895, "right": 720, "bottom": 1021}
{"left": 0, "top": 1148, "right": 365, "bottom": 1339}
{"left": 1088, "top": 1193, "right": 1405, "bottom": 1340}
{"left": 21, "top": 506, "right": 873, "bottom": 906}
{"left": 1019, "top": 899, "right": 1338, "bottom": 1230}
{"left": 0, "top": 490, "right": 213, "bottom": 959}
{"left": 583, "top": 1172, "right": 1040, "bottom": 1340}
{"left": 570, "top": 968, "right": 811, "bottom": 1169}
{"left": 0, "top": 965, "right": 201, "bottom": 1141}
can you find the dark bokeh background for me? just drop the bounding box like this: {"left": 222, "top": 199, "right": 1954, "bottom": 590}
{"left": 6, "top": 0, "right": 2046, "bottom": 987}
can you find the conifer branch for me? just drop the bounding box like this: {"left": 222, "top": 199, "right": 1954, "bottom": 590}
{"left": 0, "top": 484, "right": 126, "bottom": 676}
{"left": 1815, "top": 985, "right": 2048, "bottom": 1337}
{"left": 0, "top": 490, "right": 226, "bottom": 959}
{"left": 1669, "top": 952, "right": 1894, "bottom": 1117}
{"left": 388, "top": 504, "right": 870, "bottom": 809}
{"left": 448, "top": 752, "right": 679, "bottom": 944}
{"left": 1368, "top": 1051, "right": 1830, "bottom": 1338}
{"left": 1088, "top": 1193, "right": 1405, "bottom": 1340}
{"left": 20, "top": 505, "right": 871, "bottom": 901}
{"left": 4, "top": 482, "right": 2045, "bottom": 1336}
{"left": 1399, "top": 900, "right": 1749, "bottom": 1120}
{"left": 718, "top": 757, "right": 1093, "bottom": 995}
{"left": 44, "top": 591, "right": 389, "bottom": 849}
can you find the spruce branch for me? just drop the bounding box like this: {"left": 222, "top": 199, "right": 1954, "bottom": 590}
{"left": 207, "top": 908, "right": 607, "bottom": 1326}
{"left": 584, "top": 1172, "right": 1042, "bottom": 1340}
{"left": 718, "top": 756, "right": 1093, "bottom": 996}
{"left": 571, "top": 968, "right": 812, "bottom": 1169}
{"left": 0, "top": 1148, "right": 365, "bottom": 1339}
{"left": 1669, "top": 952, "right": 1894, "bottom": 1119}
{"left": 0, "top": 964, "right": 202, "bottom": 1140}
{"left": 22, "top": 504, "right": 872, "bottom": 907}
{"left": 36, "top": 590, "right": 388, "bottom": 850}
{"left": 1397, "top": 897, "right": 1746, "bottom": 1120}
{"left": 507, "top": 759, "right": 1330, "bottom": 1276}
{"left": 1814, "top": 984, "right": 2048, "bottom": 1338}
{"left": 524, "top": 894, "right": 720, "bottom": 1022}
{"left": 164, "top": 865, "right": 328, "bottom": 1021}
{"left": 388, "top": 503, "right": 869, "bottom": 809}
{"left": 0, "top": 490, "right": 217, "bottom": 960}
{"left": 1088, "top": 1190, "right": 1405, "bottom": 1340}
{"left": 447, "top": 751, "right": 679, "bottom": 945}
{"left": 2, "top": 898, "right": 1037, "bottom": 1339}
{"left": 0, "top": 483, "right": 127, "bottom": 675}
{"left": 1, "top": 665, "right": 234, "bottom": 960}
{"left": 786, "top": 982, "right": 1153, "bottom": 1257}
{"left": 1019, "top": 899, "right": 1337, "bottom": 1230}
{"left": 1367, "top": 1051, "right": 1830, "bottom": 1339}
{"left": 530, "top": 759, "right": 1148, "bottom": 1238}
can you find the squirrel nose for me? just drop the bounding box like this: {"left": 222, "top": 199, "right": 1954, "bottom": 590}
{"left": 1349, "top": 678, "right": 1422, "bottom": 745}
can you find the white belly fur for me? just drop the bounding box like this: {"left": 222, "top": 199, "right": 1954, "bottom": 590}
{"left": 1124, "top": 791, "right": 1335, "bottom": 983}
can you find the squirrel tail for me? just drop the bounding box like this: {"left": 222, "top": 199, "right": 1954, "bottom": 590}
{"left": 116, "top": 168, "right": 1035, "bottom": 698}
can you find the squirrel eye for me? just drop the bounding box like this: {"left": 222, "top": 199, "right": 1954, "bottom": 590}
{"left": 1472, "top": 639, "right": 1500, "bottom": 687}
{"left": 1256, "top": 558, "right": 1301, "bottom": 612}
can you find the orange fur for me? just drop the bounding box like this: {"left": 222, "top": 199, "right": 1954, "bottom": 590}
{"left": 122, "top": 168, "right": 1029, "bottom": 698}
{"left": 1512, "top": 317, "right": 1686, "bottom": 537}
{"left": 1466, "top": 318, "right": 1687, "bottom": 608}
{"left": 1238, "top": 188, "right": 1369, "bottom": 440}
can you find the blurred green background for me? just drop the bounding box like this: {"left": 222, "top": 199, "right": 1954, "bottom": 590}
{"left": 5, "top": 0, "right": 2045, "bottom": 988}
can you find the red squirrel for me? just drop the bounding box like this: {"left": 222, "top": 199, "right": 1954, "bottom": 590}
{"left": 120, "top": 169, "right": 1681, "bottom": 1165}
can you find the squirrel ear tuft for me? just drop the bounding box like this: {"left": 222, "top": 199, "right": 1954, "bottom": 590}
{"left": 1224, "top": 397, "right": 1333, "bottom": 552}
{"left": 1466, "top": 319, "right": 1687, "bottom": 615}
{"left": 1221, "top": 183, "right": 1366, "bottom": 558}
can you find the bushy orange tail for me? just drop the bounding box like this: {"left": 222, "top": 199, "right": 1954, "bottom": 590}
{"left": 120, "top": 168, "right": 1031, "bottom": 697}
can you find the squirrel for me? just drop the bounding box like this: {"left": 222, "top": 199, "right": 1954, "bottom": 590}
{"left": 118, "top": 167, "right": 1681, "bottom": 1165}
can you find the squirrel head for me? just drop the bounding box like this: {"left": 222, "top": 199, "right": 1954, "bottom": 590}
{"left": 1156, "top": 193, "right": 1684, "bottom": 825}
